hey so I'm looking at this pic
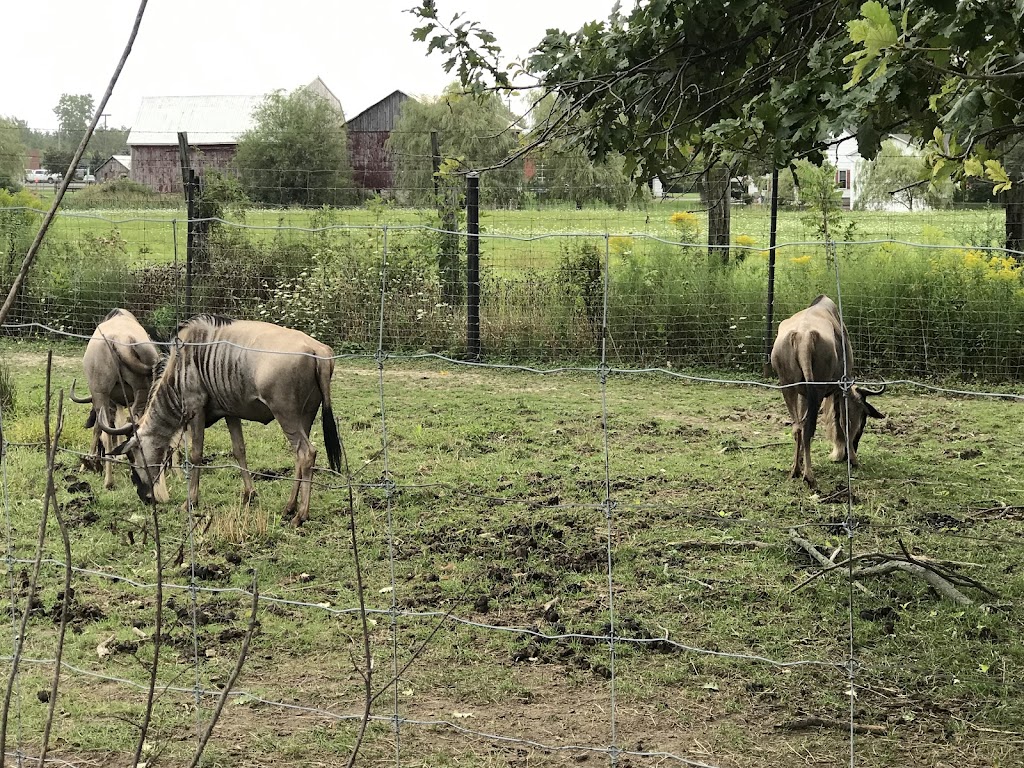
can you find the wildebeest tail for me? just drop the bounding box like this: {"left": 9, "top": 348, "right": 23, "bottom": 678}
{"left": 85, "top": 407, "right": 97, "bottom": 429}
{"left": 316, "top": 356, "right": 343, "bottom": 473}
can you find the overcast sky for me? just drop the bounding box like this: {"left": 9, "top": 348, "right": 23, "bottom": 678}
{"left": 5, "top": 0, "right": 620, "bottom": 130}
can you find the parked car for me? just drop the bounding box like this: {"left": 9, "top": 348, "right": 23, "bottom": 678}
{"left": 24, "top": 169, "right": 49, "bottom": 184}
{"left": 47, "top": 172, "right": 62, "bottom": 183}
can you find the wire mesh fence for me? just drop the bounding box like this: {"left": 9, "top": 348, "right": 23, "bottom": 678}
{"left": 3, "top": 207, "right": 1024, "bottom": 377}
{"left": 0, "top": 201, "right": 1022, "bottom": 766}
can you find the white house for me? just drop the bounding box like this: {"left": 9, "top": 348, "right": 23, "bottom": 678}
{"left": 827, "top": 132, "right": 920, "bottom": 210}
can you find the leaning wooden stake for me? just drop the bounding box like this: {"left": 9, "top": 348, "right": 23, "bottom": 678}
{"left": 0, "top": 354, "right": 59, "bottom": 768}
{"left": 0, "top": 0, "right": 150, "bottom": 329}
{"left": 39, "top": 387, "right": 70, "bottom": 767}
{"left": 186, "top": 576, "right": 259, "bottom": 768}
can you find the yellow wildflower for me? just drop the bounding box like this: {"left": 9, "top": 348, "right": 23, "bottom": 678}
{"left": 669, "top": 211, "right": 699, "bottom": 228}
{"left": 789, "top": 254, "right": 812, "bottom": 265}
{"left": 734, "top": 234, "right": 757, "bottom": 248}
{"left": 609, "top": 236, "right": 635, "bottom": 255}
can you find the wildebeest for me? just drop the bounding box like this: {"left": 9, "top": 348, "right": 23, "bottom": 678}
{"left": 103, "top": 315, "right": 343, "bottom": 526}
{"left": 770, "top": 295, "right": 885, "bottom": 487}
{"left": 69, "top": 308, "right": 166, "bottom": 492}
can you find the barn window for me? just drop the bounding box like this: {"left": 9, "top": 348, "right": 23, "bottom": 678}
{"left": 837, "top": 169, "right": 851, "bottom": 189}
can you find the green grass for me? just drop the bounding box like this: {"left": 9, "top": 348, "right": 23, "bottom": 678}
{"left": 16, "top": 196, "right": 1008, "bottom": 270}
{"left": 0, "top": 340, "right": 1021, "bottom": 767}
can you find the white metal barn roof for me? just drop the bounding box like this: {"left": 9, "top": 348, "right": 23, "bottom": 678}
{"left": 111, "top": 154, "right": 131, "bottom": 169}
{"left": 127, "top": 95, "right": 265, "bottom": 146}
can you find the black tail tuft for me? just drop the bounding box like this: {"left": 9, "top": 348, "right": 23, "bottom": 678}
{"left": 322, "top": 406, "right": 343, "bottom": 473}
{"left": 85, "top": 408, "right": 97, "bottom": 429}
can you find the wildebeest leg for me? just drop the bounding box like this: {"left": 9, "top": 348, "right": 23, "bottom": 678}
{"left": 185, "top": 418, "right": 205, "bottom": 512}
{"left": 800, "top": 391, "right": 823, "bottom": 488}
{"left": 781, "top": 388, "right": 803, "bottom": 479}
{"left": 281, "top": 414, "right": 318, "bottom": 526}
{"left": 225, "top": 417, "right": 255, "bottom": 504}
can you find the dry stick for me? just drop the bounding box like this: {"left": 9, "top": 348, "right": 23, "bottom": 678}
{"left": 366, "top": 588, "right": 469, "bottom": 710}
{"left": 777, "top": 716, "right": 887, "bottom": 736}
{"left": 131, "top": 494, "right": 164, "bottom": 767}
{"left": 39, "top": 393, "right": 69, "bottom": 768}
{"left": 896, "top": 538, "right": 1000, "bottom": 599}
{"left": 341, "top": 437, "right": 375, "bottom": 768}
{"left": 788, "top": 528, "right": 873, "bottom": 597}
{"left": 855, "top": 561, "right": 974, "bottom": 605}
{"left": 791, "top": 532, "right": 981, "bottom": 605}
{"left": 0, "top": 0, "right": 150, "bottom": 329}
{"left": 0, "top": 354, "right": 56, "bottom": 768}
{"left": 185, "top": 575, "right": 259, "bottom": 768}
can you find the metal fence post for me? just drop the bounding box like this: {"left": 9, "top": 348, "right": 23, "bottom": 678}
{"left": 466, "top": 172, "right": 481, "bottom": 359}
{"left": 762, "top": 167, "right": 780, "bottom": 376}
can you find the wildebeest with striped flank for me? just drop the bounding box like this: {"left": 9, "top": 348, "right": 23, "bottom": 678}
{"left": 770, "top": 295, "right": 885, "bottom": 488}
{"left": 104, "top": 315, "right": 343, "bottom": 525}
{"left": 69, "top": 308, "right": 167, "bottom": 493}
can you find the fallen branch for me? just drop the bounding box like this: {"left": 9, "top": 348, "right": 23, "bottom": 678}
{"left": 789, "top": 530, "right": 994, "bottom": 605}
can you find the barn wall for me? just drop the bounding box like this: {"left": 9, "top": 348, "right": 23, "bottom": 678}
{"left": 130, "top": 145, "right": 238, "bottom": 193}
{"left": 348, "top": 131, "right": 397, "bottom": 191}
{"left": 95, "top": 159, "right": 129, "bottom": 184}
{"left": 347, "top": 91, "right": 410, "bottom": 132}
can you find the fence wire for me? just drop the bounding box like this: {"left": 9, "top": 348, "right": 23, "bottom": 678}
{"left": 0, "top": 211, "right": 1022, "bottom": 766}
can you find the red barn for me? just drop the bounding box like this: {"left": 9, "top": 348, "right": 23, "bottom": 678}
{"left": 346, "top": 90, "right": 413, "bottom": 193}
{"left": 126, "top": 95, "right": 265, "bottom": 193}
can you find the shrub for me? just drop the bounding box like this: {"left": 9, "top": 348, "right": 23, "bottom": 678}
{"left": 30, "top": 229, "right": 132, "bottom": 334}
{"left": 60, "top": 178, "right": 178, "bottom": 210}
{"left": 0, "top": 190, "right": 47, "bottom": 281}
{"left": 0, "top": 358, "right": 15, "bottom": 416}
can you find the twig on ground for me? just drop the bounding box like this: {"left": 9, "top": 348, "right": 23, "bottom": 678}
{"left": 776, "top": 716, "right": 887, "bottom": 735}
{"left": 788, "top": 529, "right": 873, "bottom": 597}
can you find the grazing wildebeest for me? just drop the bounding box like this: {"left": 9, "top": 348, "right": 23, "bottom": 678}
{"left": 770, "top": 295, "right": 886, "bottom": 488}
{"left": 69, "top": 308, "right": 166, "bottom": 492}
{"left": 104, "top": 315, "right": 343, "bottom": 525}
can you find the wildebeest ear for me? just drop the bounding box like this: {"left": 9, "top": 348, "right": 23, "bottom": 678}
{"left": 110, "top": 436, "right": 138, "bottom": 456}
{"left": 863, "top": 400, "right": 884, "bottom": 419}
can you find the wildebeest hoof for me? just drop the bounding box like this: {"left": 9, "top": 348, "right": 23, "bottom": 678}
{"left": 241, "top": 490, "right": 257, "bottom": 505}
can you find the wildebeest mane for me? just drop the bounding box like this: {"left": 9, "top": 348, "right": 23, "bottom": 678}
{"left": 175, "top": 314, "right": 235, "bottom": 335}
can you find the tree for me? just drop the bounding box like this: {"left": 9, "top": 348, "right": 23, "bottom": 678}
{"left": 234, "top": 89, "right": 355, "bottom": 207}
{"left": 527, "top": 95, "right": 635, "bottom": 209}
{"left": 837, "top": 1, "right": 1024, "bottom": 250}
{"left": 54, "top": 93, "right": 94, "bottom": 149}
{"left": 388, "top": 83, "right": 523, "bottom": 207}
{"left": 409, "top": 1, "right": 866, "bottom": 262}
{"left": 855, "top": 140, "right": 952, "bottom": 211}
{"left": 0, "top": 117, "right": 28, "bottom": 190}
{"left": 412, "top": 1, "right": 1024, "bottom": 252}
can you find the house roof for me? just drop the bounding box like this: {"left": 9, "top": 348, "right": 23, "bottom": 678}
{"left": 127, "top": 95, "right": 265, "bottom": 146}
{"left": 110, "top": 154, "right": 131, "bottom": 169}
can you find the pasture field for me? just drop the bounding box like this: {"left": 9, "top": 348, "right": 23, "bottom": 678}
{"left": 34, "top": 198, "right": 1008, "bottom": 271}
{"left": 0, "top": 340, "right": 1022, "bottom": 767}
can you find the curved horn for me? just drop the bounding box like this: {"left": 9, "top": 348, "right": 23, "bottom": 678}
{"left": 68, "top": 380, "right": 93, "bottom": 404}
{"left": 857, "top": 383, "right": 887, "bottom": 396}
{"left": 98, "top": 420, "right": 136, "bottom": 437}
{"left": 96, "top": 407, "right": 137, "bottom": 436}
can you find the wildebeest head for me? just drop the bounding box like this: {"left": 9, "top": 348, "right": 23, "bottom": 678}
{"left": 106, "top": 424, "right": 173, "bottom": 505}
{"left": 825, "top": 383, "right": 886, "bottom": 459}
